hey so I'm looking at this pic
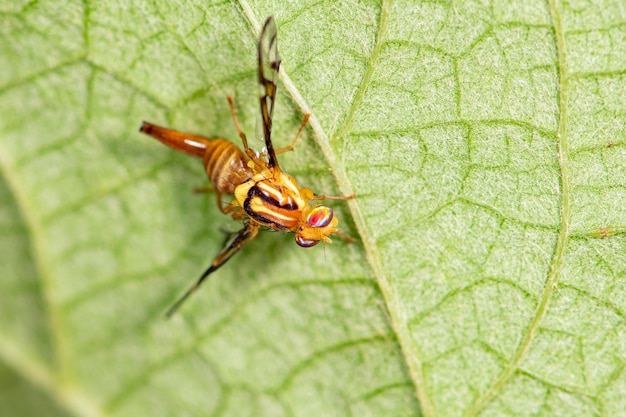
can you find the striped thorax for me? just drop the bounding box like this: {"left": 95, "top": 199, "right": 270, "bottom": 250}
{"left": 235, "top": 170, "right": 304, "bottom": 230}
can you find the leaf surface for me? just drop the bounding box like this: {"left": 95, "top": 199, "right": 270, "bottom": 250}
{"left": 1, "top": 1, "right": 626, "bottom": 416}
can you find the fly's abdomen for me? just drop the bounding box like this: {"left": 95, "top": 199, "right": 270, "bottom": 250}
{"left": 202, "top": 139, "right": 252, "bottom": 194}
{"left": 140, "top": 121, "right": 252, "bottom": 195}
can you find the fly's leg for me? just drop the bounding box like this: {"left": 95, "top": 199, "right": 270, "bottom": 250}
{"left": 227, "top": 96, "right": 308, "bottom": 163}
{"left": 227, "top": 96, "right": 249, "bottom": 150}
{"left": 227, "top": 96, "right": 265, "bottom": 167}
{"left": 300, "top": 188, "right": 356, "bottom": 243}
{"left": 309, "top": 193, "right": 356, "bottom": 201}
{"left": 301, "top": 187, "right": 356, "bottom": 202}
{"left": 275, "top": 113, "right": 311, "bottom": 154}
{"left": 194, "top": 186, "right": 216, "bottom": 193}
{"left": 221, "top": 199, "right": 243, "bottom": 216}
{"left": 333, "top": 229, "right": 356, "bottom": 243}
{"left": 194, "top": 186, "right": 235, "bottom": 215}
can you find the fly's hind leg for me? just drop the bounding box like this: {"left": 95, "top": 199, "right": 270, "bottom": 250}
{"left": 227, "top": 96, "right": 267, "bottom": 167}
{"left": 275, "top": 113, "right": 311, "bottom": 155}
{"left": 228, "top": 95, "right": 309, "bottom": 159}
{"left": 227, "top": 96, "right": 254, "bottom": 157}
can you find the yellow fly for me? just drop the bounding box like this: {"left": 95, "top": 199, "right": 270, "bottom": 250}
{"left": 140, "top": 17, "right": 354, "bottom": 316}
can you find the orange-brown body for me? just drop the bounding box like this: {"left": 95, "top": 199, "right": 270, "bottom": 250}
{"left": 140, "top": 122, "right": 252, "bottom": 196}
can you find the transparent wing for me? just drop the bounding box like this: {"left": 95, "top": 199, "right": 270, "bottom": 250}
{"left": 258, "top": 16, "right": 281, "bottom": 169}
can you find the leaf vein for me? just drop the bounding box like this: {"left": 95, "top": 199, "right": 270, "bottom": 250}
{"left": 464, "top": 1, "right": 572, "bottom": 415}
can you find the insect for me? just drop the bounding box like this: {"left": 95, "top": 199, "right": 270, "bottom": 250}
{"left": 140, "top": 17, "right": 355, "bottom": 316}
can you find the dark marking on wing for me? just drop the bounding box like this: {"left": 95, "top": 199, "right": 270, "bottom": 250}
{"left": 258, "top": 16, "right": 281, "bottom": 170}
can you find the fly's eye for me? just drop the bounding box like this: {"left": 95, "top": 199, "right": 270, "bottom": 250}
{"left": 306, "top": 205, "right": 333, "bottom": 228}
{"left": 295, "top": 235, "right": 319, "bottom": 248}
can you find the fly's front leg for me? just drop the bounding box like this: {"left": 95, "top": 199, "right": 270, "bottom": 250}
{"left": 333, "top": 229, "right": 355, "bottom": 243}
{"left": 301, "top": 187, "right": 356, "bottom": 202}
{"left": 310, "top": 193, "right": 356, "bottom": 201}
{"left": 300, "top": 188, "right": 356, "bottom": 243}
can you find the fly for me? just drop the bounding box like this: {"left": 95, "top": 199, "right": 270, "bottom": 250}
{"left": 140, "top": 17, "right": 355, "bottom": 316}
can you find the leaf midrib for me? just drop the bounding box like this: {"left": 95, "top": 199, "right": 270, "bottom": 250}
{"left": 261, "top": 0, "right": 437, "bottom": 416}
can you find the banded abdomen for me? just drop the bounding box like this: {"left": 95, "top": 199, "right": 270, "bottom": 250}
{"left": 140, "top": 121, "right": 253, "bottom": 194}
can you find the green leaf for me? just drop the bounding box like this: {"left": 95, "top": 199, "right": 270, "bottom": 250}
{"left": 1, "top": 1, "right": 626, "bottom": 416}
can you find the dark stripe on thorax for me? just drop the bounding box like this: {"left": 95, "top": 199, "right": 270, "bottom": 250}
{"left": 253, "top": 184, "right": 298, "bottom": 210}
{"left": 243, "top": 185, "right": 298, "bottom": 229}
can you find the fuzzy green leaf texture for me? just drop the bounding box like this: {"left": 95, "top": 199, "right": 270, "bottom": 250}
{"left": 2, "top": 0, "right": 626, "bottom": 416}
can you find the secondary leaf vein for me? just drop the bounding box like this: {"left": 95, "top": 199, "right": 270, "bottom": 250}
{"left": 464, "top": 1, "right": 571, "bottom": 415}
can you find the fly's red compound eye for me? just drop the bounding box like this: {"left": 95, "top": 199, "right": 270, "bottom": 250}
{"left": 295, "top": 235, "right": 320, "bottom": 248}
{"left": 306, "top": 205, "right": 333, "bottom": 228}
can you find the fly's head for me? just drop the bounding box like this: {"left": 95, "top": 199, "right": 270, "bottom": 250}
{"left": 294, "top": 204, "right": 339, "bottom": 248}
{"left": 234, "top": 171, "right": 345, "bottom": 247}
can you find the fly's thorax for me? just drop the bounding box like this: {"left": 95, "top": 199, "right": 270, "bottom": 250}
{"left": 235, "top": 171, "right": 306, "bottom": 230}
